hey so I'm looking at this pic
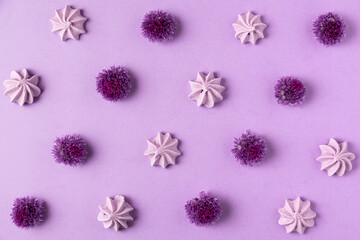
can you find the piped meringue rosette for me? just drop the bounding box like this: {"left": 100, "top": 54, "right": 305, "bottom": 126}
{"left": 232, "top": 11, "right": 267, "bottom": 45}
{"left": 316, "top": 138, "right": 355, "bottom": 176}
{"left": 50, "top": 5, "right": 87, "bottom": 41}
{"left": 278, "top": 197, "right": 317, "bottom": 234}
{"left": 3, "top": 69, "right": 41, "bottom": 107}
{"left": 188, "top": 72, "right": 225, "bottom": 108}
{"left": 97, "top": 195, "right": 134, "bottom": 232}
{"left": 144, "top": 132, "right": 181, "bottom": 168}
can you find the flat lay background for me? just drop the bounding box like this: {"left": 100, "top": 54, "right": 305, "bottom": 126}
{"left": 1, "top": 0, "right": 360, "bottom": 239}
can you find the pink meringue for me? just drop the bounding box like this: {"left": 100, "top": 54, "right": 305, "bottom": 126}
{"left": 144, "top": 132, "right": 181, "bottom": 168}
{"left": 232, "top": 11, "right": 267, "bottom": 45}
{"left": 316, "top": 138, "right": 355, "bottom": 176}
{"left": 97, "top": 195, "right": 134, "bottom": 232}
{"left": 278, "top": 197, "right": 317, "bottom": 234}
{"left": 50, "top": 5, "right": 87, "bottom": 41}
{"left": 188, "top": 72, "right": 225, "bottom": 108}
{"left": 3, "top": 69, "right": 41, "bottom": 107}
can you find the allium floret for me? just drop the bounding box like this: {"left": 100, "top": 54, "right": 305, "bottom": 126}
{"left": 141, "top": 10, "right": 177, "bottom": 42}
{"left": 185, "top": 191, "right": 222, "bottom": 226}
{"left": 232, "top": 131, "right": 267, "bottom": 166}
{"left": 11, "top": 197, "right": 45, "bottom": 228}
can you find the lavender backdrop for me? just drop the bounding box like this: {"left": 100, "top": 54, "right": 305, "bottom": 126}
{"left": 1, "top": 0, "right": 360, "bottom": 239}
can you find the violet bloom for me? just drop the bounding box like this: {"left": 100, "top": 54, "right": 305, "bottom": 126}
{"left": 313, "top": 12, "right": 346, "bottom": 46}
{"left": 232, "top": 131, "right": 266, "bottom": 166}
{"left": 274, "top": 76, "right": 306, "bottom": 106}
{"left": 141, "top": 10, "right": 177, "bottom": 42}
{"left": 52, "top": 134, "right": 88, "bottom": 166}
{"left": 11, "top": 197, "right": 45, "bottom": 228}
{"left": 185, "top": 191, "right": 222, "bottom": 226}
{"left": 96, "top": 66, "right": 132, "bottom": 101}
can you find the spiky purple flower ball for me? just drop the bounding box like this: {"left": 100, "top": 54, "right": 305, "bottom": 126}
{"left": 274, "top": 76, "right": 306, "bottom": 106}
{"left": 52, "top": 134, "right": 88, "bottom": 166}
{"left": 313, "top": 12, "right": 346, "bottom": 46}
{"left": 96, "top": 66, "right": 132, "bottom": 101}
{"left": 11, "top": 197, "right": 45, "bottom": 228}
{"left": 185, "top": 191, "right": 222, "bottom": 226}
{"left": 232, "top": 131, "right": 266, "bottom": 166}
{"left": 141, "top": 10, "right": 177, "bottom": 42}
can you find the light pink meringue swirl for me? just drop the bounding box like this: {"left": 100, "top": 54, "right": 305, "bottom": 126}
{"left": 188, "top": 72, "right": 225, "bottom": 108}
{"left": 278, "top": 197, "right": 317, "bottom": 234}
{"left": 317, "top": 138, "right": 355, "bottom": 176}
{"left": 97, "top": 195, "right": 134, "bottom": 232}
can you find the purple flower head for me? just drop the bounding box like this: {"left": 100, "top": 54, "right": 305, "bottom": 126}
{"left": 52, "top": 134, "right": 88, "bottom": 166}
{"left": 185, "top": 191, "right": 222, "bottom": 226}
{"left": 11, "top": 197, "right": 45, "bottom": 228}
{"left": 141, "top": 10, "right": 177, "bottom": 42}
{"left": 274, "top": 76, "right": 306, "bottom": 106}
{"left": 96, "top": 66, "right": 132, "bottom": 101}
{"left": 232, "top": 131, "right": 266, "bottom": 166}
{"left": 313, "top": 12, "right": 346, "bottom": 46}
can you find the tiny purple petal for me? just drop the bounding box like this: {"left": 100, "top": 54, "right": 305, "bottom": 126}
{"left": 52, "top": 134, "right": 88, "bottom": 166}
{"left": 231, "top": 131, "right": 267, "bottom": 166}
{"left": 274, "top": 76, "right": 306, "bottom": 106}
{"left": 185, "top": 191, "right": 222, "bottom": 226}
{"left": 96, "top": 66, "right": 132, "bottom": 101}
{"left": 313, "top": 12, "right": 346, "bottom": 46}
{"left": 141, "top": 10, "right": 177, "bottom": 42}
{"left": 11, "top": 197, "right": 45, "bottom": 228}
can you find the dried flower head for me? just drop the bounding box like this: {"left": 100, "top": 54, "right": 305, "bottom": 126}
{"left": 96, "top": 66, "right": 132, "bottom": 101}
{"left": 232, "top": 131, "right": 266, "bottom": 166}
{"left": 185, "top": 191, "right": 222, "bottom": 226}
{"left": 141, "top": 10, "right": 177, "bottom": 42}
{"left": 11, "top": 197, "right": 45, "bottom": 228}
{"left": 313, "top": 12, "right": 346, "bottom": 46}
{"left": 52, "top": 134, "right": 88, "bottom": 166}
{"left": 274, "top": 76, "right": 306, "bottom": 106}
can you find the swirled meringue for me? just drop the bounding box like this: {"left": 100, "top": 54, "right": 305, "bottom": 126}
{"left": 278, "top": 197, "right": 317, "bottom": 234}
{"left": 144, "top": 132, "right": 181, "bottom": 168}
{"left": 97, "top": 195, "right": 134, "bottom": 232}
{"left": 232, "top": 11, "right": 267, "bottom": 45}
{"left": 50, "top": 5, "right": 87, "bottom": 41}
{"left": 3, "top": 69, "right": 41, "bottom": 107}
{"left": 188, "top": 72, "right": 225, "bottom": 108}
{"left": 316, "top": 138, "right": 355, "bottom": 176}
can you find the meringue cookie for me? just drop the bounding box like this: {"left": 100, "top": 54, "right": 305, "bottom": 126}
{"left": 316, "top": 138, "right": 355, "bottom": 176}
{"left": 188, "top": 72, "right": 225, "bottom": 108}
{"left": 97, "top": 195, "right": 134, "bottom": 232}
{"left": 50, "top": 5, "right": 87, "bottom": 41}
{"left": 3, "top": 69, "right": 41, "bottom": 107}
{"left": 144, "top": 132, "right": 181, "bottom": 168}
{"left": 278, "top": 197, "right": 317, "bottom": 234}
{"left": 232, "top": 11, "right": 267, "bottom": 44}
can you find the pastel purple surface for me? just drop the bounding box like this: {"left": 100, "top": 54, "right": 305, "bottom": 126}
{"left": 1, "top": 0, "right": 360, "bottom": 240}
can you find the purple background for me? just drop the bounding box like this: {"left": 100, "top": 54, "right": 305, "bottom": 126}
{"left": 1, "top": 0, "right": 360, "bottom": 239}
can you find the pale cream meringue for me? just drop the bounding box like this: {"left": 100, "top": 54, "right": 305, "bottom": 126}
{"left": 278, "top": 197, "right": 317, "bottom": 234}
{"left": 97, "top": 195, "right": 134, "bottom": 232}
{"left": 188, "top": 72, "right": 225, "bottom": 108}
{"left": 144, "top": 132, "right": 181, "bottom": 168}
{"left": 317, "top": 138, "right": 355, "bottom": 176}
{"left": 3, "top": 69, "right": 41, "bottom": 107}
{"left": 50, "top": 5, "right": 87, "bottom": 41}
{"left": 232, "top": 11, "right": 267, "bottom": 45}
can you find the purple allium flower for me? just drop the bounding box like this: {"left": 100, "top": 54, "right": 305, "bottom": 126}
{"left": 185, "top": 191, "right": 222, "bottom": 226}
{"left": 11, "top": 197, "right": 45, "bottom": 228}
{"left": 313, "top": 12, "right": 346, "bottom": 46}
{"left": 274, "top": 76, "right": 306, "bottom": 106}
{"left": 141, "top": 10, "right": 177, "bottom": 42}
{"left": 96, "top": 66, "right": 132, "bottom": 101}
{"left": 232, "top": 131, "right": 266, "bottom": 166}
{"left": 52, "top": 134, "right": 88, "bottom": 166}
